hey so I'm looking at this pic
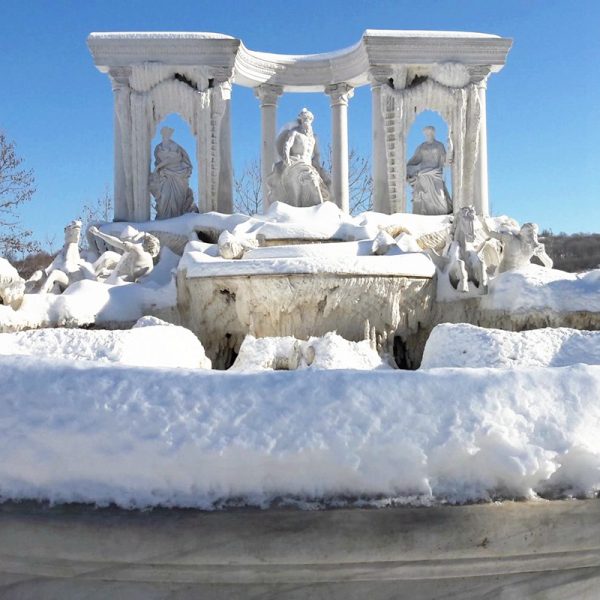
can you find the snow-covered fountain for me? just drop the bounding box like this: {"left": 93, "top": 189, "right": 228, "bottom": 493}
{"left": 1, "top": 29, "right": 600, "bottom": 598}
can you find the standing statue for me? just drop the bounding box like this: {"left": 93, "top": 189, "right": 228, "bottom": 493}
{"left": 266, "top": 108, "right": 332, "bottom": 207}
{"left": 149, "top": 126, "right": 198, "bottom": 220}
{"left": 486, "top": 222, "right": 553, "bottom": 272}
{"left": 407, "top": 126, "right": 453, "bottom": 215}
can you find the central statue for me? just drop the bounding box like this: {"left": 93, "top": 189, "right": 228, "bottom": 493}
{"left": 267, "top": 108, "right": 332, "bottom": 207}
{"left": 407, "top": 125, "right": 453, "bottom": 216}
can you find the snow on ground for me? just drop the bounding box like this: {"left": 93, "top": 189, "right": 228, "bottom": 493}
{"left": 0, "top": 317, "right": 211, "bottom": 369}
{"left": 231, "top": 332, "right": 389, "bottom": 371}
{"left": 421, "top": 323, "right": 600, "bottom": 369}
{"left": 0, "top": 249, "right": 178, "bottom": 331}
{"left": 0, "top": 356, "right": 599, "bottom": 508}
{"left": 482, "top": 265, "right": 600, "bottom": 313}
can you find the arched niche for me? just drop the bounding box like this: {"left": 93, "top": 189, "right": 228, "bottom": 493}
{"left": 381, "top": 78, "right": 481, "bottom": 214}
{"left": 128, "top": 74, "right": 232, "bottom": 221}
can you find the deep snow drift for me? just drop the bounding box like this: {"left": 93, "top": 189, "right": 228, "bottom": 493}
{"left": 422, "top": 323, "right": 600, "bottom": 369}
{"left": 0, "top": 356, "right": 599, "bottom": 509}
{"left": 0, "top": 316, "right": 211, "bottom": 369}
{"left": 481, "top": 265, "right": 600, "bottom": 313}
{"left": 231, "top": 332, "right": 389, "bottom": 371}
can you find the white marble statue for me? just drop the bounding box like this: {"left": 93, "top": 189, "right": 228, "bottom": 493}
{"left": 149, "top": 127, "right": 197, "bottom": 220}
{"left": 428, "top": 206, "right": 488, "bottom": 294}
{"left": 486, "top": 222, "right": 553, "bottom": 272}
{"left": 89, "top": 226, "right": 160, "bottom": 283}
{"left": 407, "top": 126, "right": 453, "bottom": 215}
{"left": 0, "top": 257, "right": 25, "bottom": 309}
{"left": 28, "top": 221, "right": 96, "bottom": 294}
{"left": 266, "top": 109, "right": 332, "bottom": 207}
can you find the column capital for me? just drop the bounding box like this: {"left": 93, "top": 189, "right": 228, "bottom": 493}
{"left": 476, "top": 76, "right": 489, "bottom": 91}
{"left": 109, "top": 67, "right": 132, "bottom": 90}
{"left": 254, "top": 83, "right": 284, "bottom": 106}
{"left": 368, "top": 67, "right": 394, "bottom": 88}
{"left": 325, "top": 82, "right": 354, "bottom": 107}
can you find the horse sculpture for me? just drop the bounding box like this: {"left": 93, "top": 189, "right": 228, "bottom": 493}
{"left": 428, "top": 206, "right": 493, "bottom": 294}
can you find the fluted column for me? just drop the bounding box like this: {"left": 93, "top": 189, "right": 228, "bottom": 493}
{"left": 326, "top": 83, "right": 354, "bottom": 214}
{"left": 109, "top": 67, "right": 133, "bottom": 221}
{"left": 368, "top": 69, "right": 393, "bottom": 214}
{"left": 473, "top": 78, "right": 489, "bottom": 215}
{"left": 254, "top": 84, "right": 283, "bottom": 212}
{"left": 214, "top": 79, "right": 234, "bottom": 214}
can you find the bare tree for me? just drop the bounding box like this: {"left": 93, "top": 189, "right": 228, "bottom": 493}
{"left": 0, "top": 131, "right": 39, "bottom": 257}
{"left": 233, "top": 149, "right": 373, "bottom": 216}
{"left": 233, "top": 159, "right": 262, "bottom": 215}
{"left": 345, "top": 149, "right": 373, "bottom": 215}
{"left": 78, "top": 186, "right": 113, "bottom": 249}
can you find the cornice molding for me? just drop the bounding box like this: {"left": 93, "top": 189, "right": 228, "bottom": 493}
{"left": 88, "top": 30, "right": 513, "bottom": 91}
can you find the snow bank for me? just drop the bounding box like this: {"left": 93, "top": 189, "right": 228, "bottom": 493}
{"left": 231, "top": 332, "right": 388, "bottom": 371}
{"left": 421, "top": 323, "right": 600, "bottom": 369}
{"left": 0, "top": 317, "right": 211, "bottom": 369}
{"left": 483, "top": 265, "right": 600, "bottom": 313}
{"left": 0, "top": 357, "right": 599, "bottom": 508}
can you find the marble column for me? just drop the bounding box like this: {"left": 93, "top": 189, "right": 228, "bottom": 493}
{"left": 473, "top": 78, "right": 489, "bottom": 215}
{"left": 326, "top": 83, "right": 354, "bottom": 213}
{"left": 215, "top": 80, "right": 234, "bottom": 214}
{"left": 368, "top": 71, "right": 392, "bottom": 214}
{"left": 254, "top": 84, "right": 283, "bottom": 213}
{"left": 109, "top": 68, "right": 133, "bottom": 221}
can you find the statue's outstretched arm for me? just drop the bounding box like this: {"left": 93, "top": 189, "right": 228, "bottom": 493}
{"left": 283, "top": 132, "right": 295, "bottom": 164}
{"left": 312, "top": 138, "right": 323, "bottom": 169}
{"left": 89, "top": 226, "right": 127, "bottom": 251}
{"left": 534, "top": 244, "right": 554, "bottom": 268}
{"left": 407, "top": 146, "right": 422, "bottom": 166}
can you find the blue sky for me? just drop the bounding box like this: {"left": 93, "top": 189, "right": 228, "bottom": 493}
{"left": 1, "top": 0, "right": 599, "bottom": 249}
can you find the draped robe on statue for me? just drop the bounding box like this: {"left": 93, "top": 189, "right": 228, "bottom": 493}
{"left": 407, "top": 140, "right": 452, "bottom": 215}
{"left": 149, "top": 140, "right": 197, "bottom": 220}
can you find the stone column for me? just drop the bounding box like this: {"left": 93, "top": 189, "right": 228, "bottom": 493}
{"left": 109, "top": 68, "right": 133, "bottom": 221}
{"left": 326, "top": 83, "right": 354, "bottom": 214}
{"left": 473, "top": 78, "right": 489, "bottom": 215}
{"left": 214, "top": 80, "right": 234, "bottom": 214}
{"left": 369, "top": 70, "right": 392, "bottom": 214}
{"left": 254, "top": 84, "right": 283, "bottom": 213}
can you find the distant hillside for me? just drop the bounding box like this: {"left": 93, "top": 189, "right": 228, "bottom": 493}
{"left": 540, "top": 232, "right": 600, "bottom": 272}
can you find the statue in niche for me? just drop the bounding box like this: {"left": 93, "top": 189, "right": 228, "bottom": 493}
{"left": 149, "top": 126, "right": 198, "bottom": 220}
{"left": 407, "top": 125, "right": 453, "bottom": 215}
{"left": 267, "top": 108, "right": 332, "bottom": 207}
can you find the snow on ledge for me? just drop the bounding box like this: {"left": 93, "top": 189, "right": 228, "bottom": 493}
{"left": 0, "top": 357, "right": 599, "bottom": 509}
{"left": 179, "top": 242, "right": 436, "bottom": 279}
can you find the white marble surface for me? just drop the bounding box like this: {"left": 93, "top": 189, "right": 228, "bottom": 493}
{"left": 0, "top": 500, "right": 598, "bottom": 599}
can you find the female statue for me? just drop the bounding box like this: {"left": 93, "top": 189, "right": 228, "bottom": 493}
{"left": 149, "top": 126, "right": 197, "bottom": 219}
{"left": 407, "top": 126, "right": 452, "bottom": 215}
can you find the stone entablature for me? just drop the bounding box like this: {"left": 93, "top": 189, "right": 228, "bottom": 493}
{"left": 87, "top": 30, "right": 512, "bottom": 221}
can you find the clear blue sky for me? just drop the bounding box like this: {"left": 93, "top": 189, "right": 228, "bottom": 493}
{"left": 1, "top": 0, "right": 599, "bottom": 249}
